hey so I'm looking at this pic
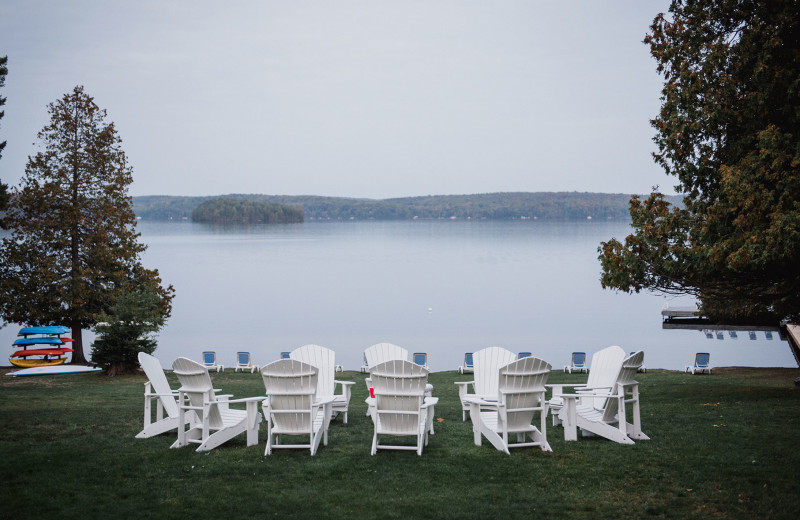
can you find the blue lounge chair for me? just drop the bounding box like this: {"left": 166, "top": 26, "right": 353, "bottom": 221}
{"left": 685, "top": 352, "right": 712, "bottom": 374}
{"left": 234, "top": 351, "right": 257, "bottom": 373}
{"left": 564, "top": 352, "right": 587, "bottom": 374}
{"left": 201, "top": 351, "right": 224, "bottom": 372}
{"left": 459, "top": 352, "right": 474, "bottom": 374}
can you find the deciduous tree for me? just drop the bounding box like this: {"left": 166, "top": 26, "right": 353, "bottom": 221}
{"left": 599, "top": 0, "right": 800, "bottom": 324}
{"left": 0, "top": 86, "right": 174, "bottom": 362}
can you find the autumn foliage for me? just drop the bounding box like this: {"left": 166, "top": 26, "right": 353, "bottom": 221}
{"left": 599, "top": 0, "right": 800, "bottom": 324}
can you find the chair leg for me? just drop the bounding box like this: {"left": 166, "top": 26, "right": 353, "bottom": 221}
{"left": 561, "top": 397, "right": 578, "bottom": 441}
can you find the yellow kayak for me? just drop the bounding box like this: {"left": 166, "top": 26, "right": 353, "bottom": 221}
{"left": 9, "top": 357, "right": 66, "bottom": 368}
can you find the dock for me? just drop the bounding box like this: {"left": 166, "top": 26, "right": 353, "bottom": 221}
{"left": 661, "top": 302, "right": 800, "bottom": 367}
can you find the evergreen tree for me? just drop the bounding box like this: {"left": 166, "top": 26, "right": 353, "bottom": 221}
{"left": 599, "top": 0, "right": 800, "bottom": 324}
{"left": 0, "top": 86, "right": 174, "bottom": 362}
{"left": 91, "top": 285, "right": 165, "bottom": 375}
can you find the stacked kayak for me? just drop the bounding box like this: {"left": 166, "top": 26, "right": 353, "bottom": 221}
{"left": 9, "top": 326, "right": 74, "bottom": 368}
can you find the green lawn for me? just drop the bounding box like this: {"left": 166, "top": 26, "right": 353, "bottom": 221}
{"left": 1, "top": 366, "right": 798, "bottom": 519}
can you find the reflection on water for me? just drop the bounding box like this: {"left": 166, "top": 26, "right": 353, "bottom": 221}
{"left": 2, "top": 220, "right": 796, "bottom": 371}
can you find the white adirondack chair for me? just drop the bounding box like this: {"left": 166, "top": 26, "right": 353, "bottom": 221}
{"left": 261, "top": 359, "right": 333, "bottom": 456}
{"left": 458, "top": 352, "right": 474, "bottom": 374}
{"left": 289, "top": 344, "right": 355, "bottom": 423}
{"left": 631, "top": 351, "right": 647, "bottom": 373}
{"left": 369, "top": 359, "right": 438, "bottom": 455}
{"left": 136, "top": 352, "right": 184, "bottom": 438}
{"left": 557, "top": 351, "right": 649, "bottom": 445}
{"left": 455, "top": 346, "right": 517, "bottom": 421}
{"left": 364, "top": 342, "right": 409, "bottom": 416}
{"left": 171, "top": 357, "right": 262, "bottom": 452}
{"left": 548, "top": 345, "right": 627, "bottom": 426}
{"left": 363, "top": 343, "right": 435, "bottom": 419}
{"left": 685, "top": 352, "right": 712, "bottom": 374}
{"left": 234, "top": 351, "right": 257, "bottom": 373}
{"left": 364, "top": 342, "right": 409, "bottom": 368}
{"left": 465, "top": 356, "right": 552, "bottom": 454}
{"left": 564, "top": 352, "right": 588, "bottom": 373}
{"left": 201, "top": 351, "right": 224, "bottom": 372}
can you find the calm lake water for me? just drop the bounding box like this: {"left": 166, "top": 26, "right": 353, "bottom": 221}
{"left": 3, "top": 219, "right": 796, "bottom": 371}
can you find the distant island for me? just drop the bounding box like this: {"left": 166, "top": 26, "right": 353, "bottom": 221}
{"left": 133, "top": 192, "right": 683, "bottom": 222}
{"left": 191, "top": 198, "right": 303, "bottom": 224}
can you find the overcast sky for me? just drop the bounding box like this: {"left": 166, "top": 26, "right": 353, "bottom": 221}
{"left": 0, "top": 0, "right": 674, "bottom": 199}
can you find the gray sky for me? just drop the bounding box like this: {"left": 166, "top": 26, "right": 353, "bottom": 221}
{"left": 0, "top": 0, "right": 674, "bottom": 199}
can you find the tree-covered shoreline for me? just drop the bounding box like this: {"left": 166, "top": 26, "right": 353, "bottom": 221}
{"left": 191, "top": 198, "right": 304, "bottom": 224}
{"left": 134, "top": 192, "right": 683, "bottom": 222}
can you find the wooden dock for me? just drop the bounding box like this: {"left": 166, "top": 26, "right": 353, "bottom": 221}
{"left": 660, "top": 302, "right": 800, "bottom": 367}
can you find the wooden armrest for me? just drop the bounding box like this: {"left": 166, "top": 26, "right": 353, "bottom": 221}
{"left": 575, "top": 386, "right": 613, "bottom": 397}
{"left": 145, "top": 391, "right": 179, "bottom": 397}
{"left": 554, "top": 394, "right": 579, "bottom": 402}
{"left": 462, "top": 396, "right": 491, "bottom": 405}
{"left": 421, "top": 397, "right": 439, "bottom": 408}
{"left": 225, "top": 396, "right": 267, "bottom": 405}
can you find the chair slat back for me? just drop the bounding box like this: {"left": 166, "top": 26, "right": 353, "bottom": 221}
{"left": 138, "top": 353, "right": 179, "bottom": 418}
{"left": 370, "top": 360, "right": 428, "bottom": 435}
{"left": 473, "top": 346, "right": 517, "bottom": 398}
{"left": 497, "top": 356, "right": 551, "bottom": 429}
{"left": 172, "top": 357, "right": 224, "bottom": 428}
{"left": 261, "top": 359, "right": 318, "bottom": 433}
{"left": 364, "top": 343, "right": 409, "bottom": 369}
{"left": 583, "top": 345, "right": 627, "bottom": 410}
{"left": 601, "top": 350, "right": 644, "bottom": 422}
{"left": 290, "top": 344, "right": 335, "bottom": 397}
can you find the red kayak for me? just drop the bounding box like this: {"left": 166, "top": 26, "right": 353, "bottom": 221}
{"left": 11, "top": 348, "right": 75, "bottom": 358}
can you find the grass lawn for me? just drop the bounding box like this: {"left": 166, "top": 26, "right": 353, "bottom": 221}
{"left": 1, "top": 365, "right": 799, "bottom": 519}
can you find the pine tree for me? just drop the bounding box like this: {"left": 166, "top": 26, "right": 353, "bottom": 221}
{"left": 91, "top": 285, "right": 165, "bottom": 375}
{"left": 0, "top": 86, "right": 174, "bottom": 362}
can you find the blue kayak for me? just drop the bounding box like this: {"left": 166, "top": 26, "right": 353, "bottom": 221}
{"left": 13, "top": 337, "right": 66, "bottom": 346}
{"left": 17, "top": 326, "right": 70, "bottom": 337}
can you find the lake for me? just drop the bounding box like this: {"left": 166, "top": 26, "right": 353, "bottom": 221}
{"left": 3, "top": 219, "right": 796, "bottom": 371}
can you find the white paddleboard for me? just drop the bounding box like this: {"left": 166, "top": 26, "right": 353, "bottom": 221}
{"left": 7, "top": 365, "right": 102, "bottom": 377}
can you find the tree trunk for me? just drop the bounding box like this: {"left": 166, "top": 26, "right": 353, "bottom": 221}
{"left": 70, "top": 322, "right": 86, "bottom": 364}
{"left": 106, "top": 362, "right": 134, "bottom": 376}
